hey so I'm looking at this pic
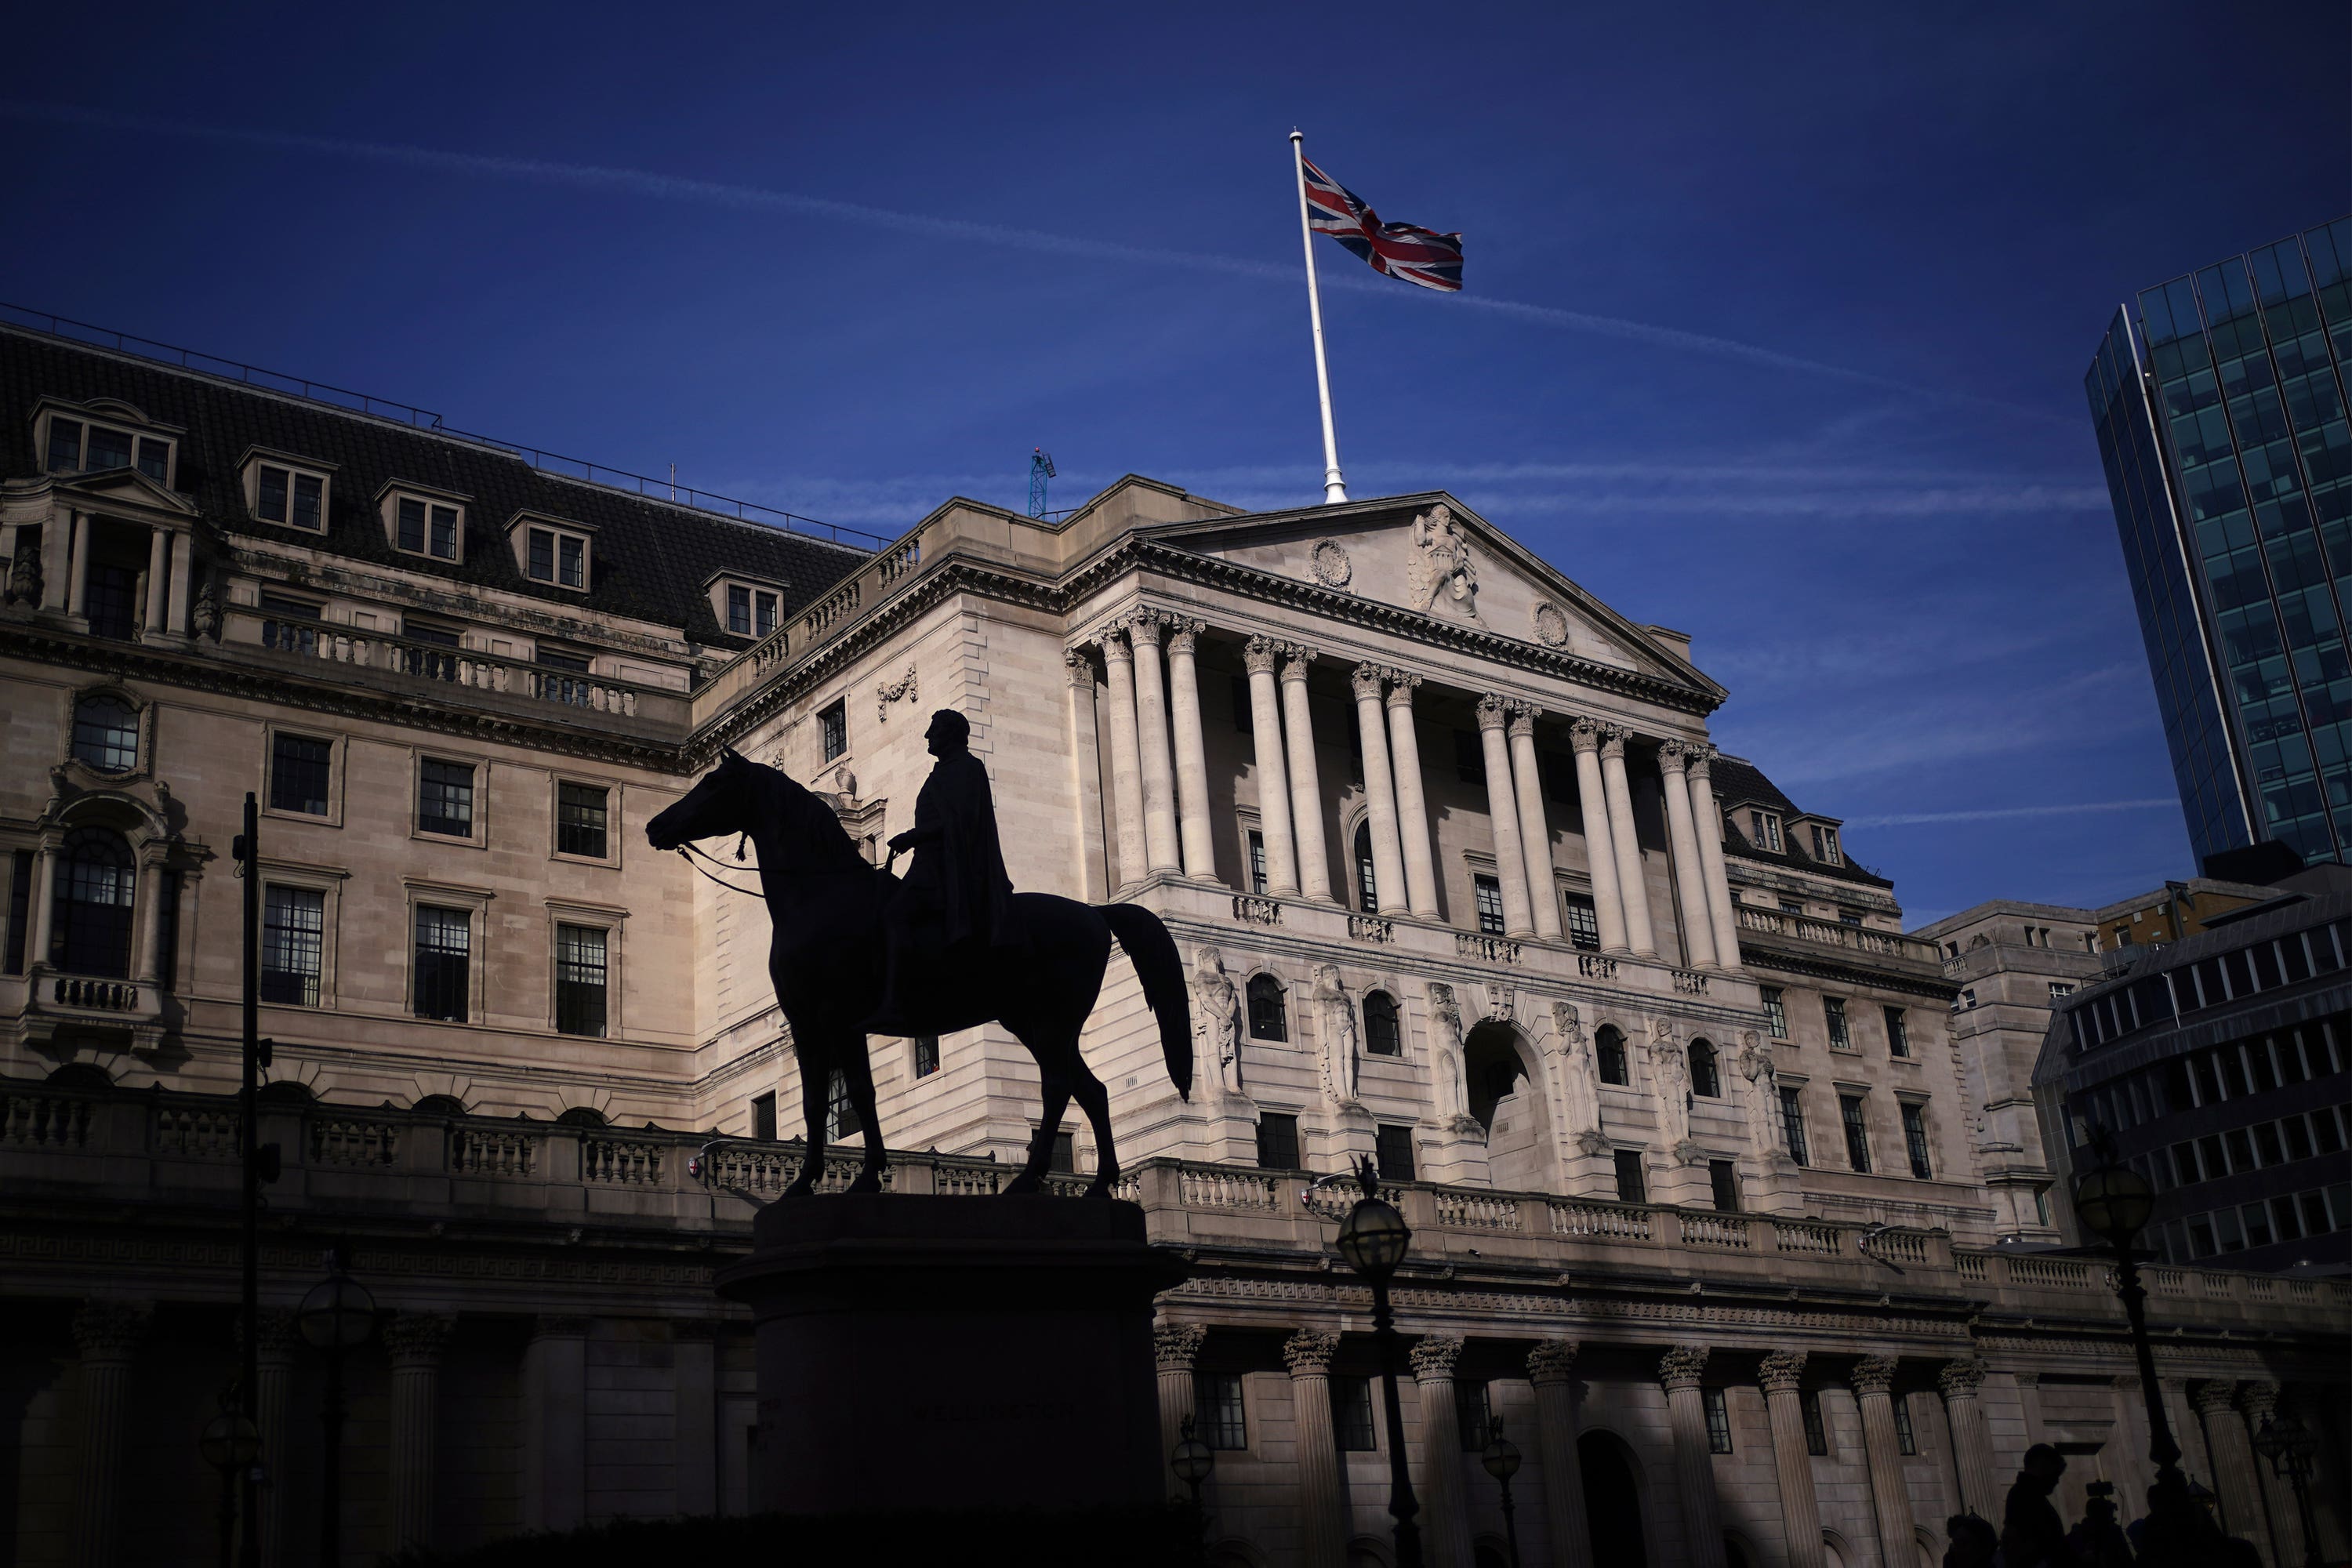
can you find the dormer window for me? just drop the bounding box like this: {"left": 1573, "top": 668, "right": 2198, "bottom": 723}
{"left": 379, "top": 483, "right": 470, "bottom": 564}
{"left": 1748, "top": 810, "right": 1784, "bottom": 852}
{"left": 707, "top": 574, "right": 790, "bottom": 641}
{"left": 240, "top": 448, "right": 336, "bottom": 534}
{"left": 509, "top": 513, "right": 595, "bottom": 591}
{"left": 36, "top": 400, "right": 178, "bottom": 488}
{"left": 1811, "top": 825, "right": 1842, "bottom": 865}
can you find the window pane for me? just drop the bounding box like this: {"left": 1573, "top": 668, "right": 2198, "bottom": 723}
{"left": 412, "top": 905, "right": 470, "bottom": 1021}
{"left": 528, "top": 528, "right": 554, "bottom": 580}
{"left": 557, "top": 782, "right": 609, "bottom": 858}
{"left": 261, "top": 885, "right": 325, "bottom": 1005}
{"left": 1455, "top": 1382, "right": 1490, "bottom": 1451}
{"left": 1903, "top": 1103, "right": 1933, "bottom": 1179}
{"left": 1474, "top": 874, "right": 1504, "bottom": 935}
{"left": 756, "top": 593, "right": 778, "bottom": 636}
{"left": 1708, "top": 1159, "right": 1740, "bottom": 1213}
{"left": 418, "top": 759, "right": 475, "bottom": 836}
{"left": 292, "top": 472, "right": 322, "bottom": 530}
{"left": 1563, "top": 893, "right": 1599, "bottom": 950}
{"left": 1247, "top": 830, "right": 1268, "bottom": 895}
{"left": 1883, "top": 1007, "right": 1909, "bottom": 1058}
{"left": 1255, "top": 1112, "right": 1300, "bottom": 1171}
{"left": 429, "top": 505, "right": 459, "bottom": 559}
{"left": 1354, "top": 824, "right": 1377, "bottom": 913}
{"left": 1704, "top": 1387, "right": 1733, "bottom": 1453}
{"left": 1597, "top": 1028, "right": 1628, "bottom": 1085}
{"left": 269, "top": 732, "right": 332, "bottom": 816}
{"left": 820, "top": 702, "right": 847, "bottom": 761}
{"left": 46, "top": 418, "right": 82, "bottom": 472}
{"left": 1195, "top": 1373, "right": 1247, "bottom": 1450}
{"left": 559, "top": 535, "right": 584, "bottom": 588}
{"left": 85, "top": 564, "right": 138, "bottom": 641}
{"left": 1762, "top": 988, "right": 1787, "bottom": 1038}
{"left": 1842, "top": 1095, "right": 1871, "bottom": 1172}
{"left": 727, "top": 585, "right": 751, "bottom": 634}
{"left": 1247, "top": 975, "right": 1287, "bottom": 1041}
{"left": 556, "top": 924, "right": 608, "bottom": 1037}
{"left": 71, "top": 697, "right": 140, "bottom": 773}
{"left": 913, "top": 1036, "right": 939, "bottom": 1078}
{"left": 85, "top": 426, "right": 129, "bottom": 470}
{"left": 1363, "top": 990, "right": 1401, "bottom": 1055}
{"left": 1613, "top": 1148, "right": 1647, "bottom": 1203}
{"left": 1780, "top": 1087, "right": 1809, "bottom": 1166}
{"left": 1824, "top": 996, "right": 1850, "bottom": 1048}
{"left": 258, "top": 466, "right": 289, "bottom": 522}
{"left": 135, "top": 437, "right": 169, "bottom": 483}
{"left": 1376, "top": 1122, "right": 1416, "bottom": 1181}
{"left": 51, "top": 828, "right": 134, "bottom": 978}
{"left": 1335, "top": 1377, "right": 1377, "bottom": 1451}
{"left": 397, "top": 497, "right": 426, "bottom": 553}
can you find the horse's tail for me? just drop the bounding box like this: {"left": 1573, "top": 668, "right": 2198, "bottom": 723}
{"left": 1099, "top": 903, "right": 1192, "bottom": 1102}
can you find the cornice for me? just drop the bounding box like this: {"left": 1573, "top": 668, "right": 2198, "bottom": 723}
{"left": 1739, "top": 941, "right": 1959, "bottom": 1001}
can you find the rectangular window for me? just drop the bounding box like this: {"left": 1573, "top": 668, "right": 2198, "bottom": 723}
{"left": 418, "top": 759, "right": 475, "bottom": 837}
{"left": 1762, "top": 987, "right": 1787, "bottom": 1039}
{"left": 1334, "top": 1376, "right": 1377, "bottom": 1451}
{"left": 1780, "top": 1087, "right": 1809, "bottom": 1167}
{"left": 1703, "top": 1387, "right": 1733, "bottom": 1453}
{"left": 1196, "top": 1373, "right": 1247, "bottom": 1450}
{"left": 820, "top": 700, "right": 848, "bottom": 761}
{"left": 755, "top": 591, "right": 779, "bottom": 637}
{"left": 1779, "top": 898, "right": 1804, "bottom": 915}
{"left": 85, "top": 425, "right": 129, "bottom": 471}
{"left": 397, "top": 496, "right": 426, "bottom": 553}
{"left": 430, "top": 503, "right": 458, "bottom": 559}
{"left": 1047, "top": 1130, "right": 1075, "bottom": 1174}
{"left": 4, "top": 851, "right": 31, "bottom": 975}
{"left": 1838, "top": 907, "right": 1863, "bottom": 927}
{"left": 1376, "top": 1123, "right": 1417, "bottom": 1182}
{"left": 750, "top": 1092, "right": 777, "bottom": 1142}
{"left": 45, "top": 417, "right": 82, "bottom": 471}
{"left": 1840, "top": 1094, "right": 1871, "bottom": 1172}
{"left": 292, "top": 471, "right": 321, "bottom": 530}
{"left": 1824, "top": 996, "right": 1851, "bottom": 1049}
{"left": 1708, "top": 1159, "right": 1741, "bottom": 1213}
{"left": 1883, "top": 1006, "right": 1910, "bottom": 1058}
{"left": 558, "top": 535, "right": 585, "bottom": 589}
{"left": 85, "top": 564, "right": 139, "bottom": 641}
{"left": 913, "top": 1036, "right": 940, "bottom": 1078}
{"left": 1893, "top": 1397, "right": 1918, "bottom": 1455}
{"left": 727, "top": 584, "right": 753, "bottom": 635}
{"left": 1750, "top": 810, "right": 1782, "bottom": 851}
{"left": 1256, "top": 1112, "right": 1300, "bottom": 1171}
{"left": 260, "top": 885, "right": 325, "bottom": 1006}
{"left": 1901, "top": 1103, "right": 1933, "bottom": 1179}
{"left": 259, "top": 465, "right": 289, "bottom": 523}
{"left": 2241, "top": 1202, "right": 2274, "bottom": 1249}
{"left": 826, "top": 1069, "right": 861, "bottom": 1139}
{"left": 135, "top": 437, "right": 169, "bottom": 482}
{"left": 2253, "top": 1121, "right": 2285, "bottom": 1167}
{"left": 1563, "top": 893, "right": 1600, "bottom": 951}
{"left": 557, "top": 782, "right": 609, "bottom": 858}
{"left": 1813, "top": 825, "right": 1841, "bottom": 865}
{"left": 1454, "top": 728, "right": 1486, "bottom": 785}
{"left": 1613, "top": 1149, "right": 1647, "bottom": 1204}
{"left": 1247, "top": 829, "right": 1269, "bottom": 895}
{"left": 528, "top": 528, "right": 555, "bottom": 580}
{"left": 1456, "top": 1382, "right": 1491, "bottom": 1451}
{"left": 2049, "top": 982, "right": 2074, "bottom": 1000}
{"left": 555, "top": 924, "right": 608, "bottom": 1037}
{"left": 412, "top": 905, "right": 470, "bottom": 1022}
{"left": 1473, "top": 873, "right": 1505, "bottom": 935}
{"left": 1802, "top": 1392, "right": 1828, "bottom": 1456}
{"left": 269, "top": 732, "right": 333, "bottom": 816}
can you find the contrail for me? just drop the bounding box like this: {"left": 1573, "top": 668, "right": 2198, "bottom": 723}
{"left": 2, "top": 100, "right": 2047, "bottom": 416}
{"left": 1842, "top": 799, "right": 2177, "bottom": 829}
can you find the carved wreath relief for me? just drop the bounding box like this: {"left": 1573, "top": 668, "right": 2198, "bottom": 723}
{"left": 1308, "top": 538, "right": 1352, "bottom": 590}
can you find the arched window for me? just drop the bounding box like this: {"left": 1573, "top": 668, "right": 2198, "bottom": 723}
{"left": 256, "top": 1080, "right": 315, "bottom": 1104}
{"left": 71, "top": 695, "right": 140, "bottom": 773}
{"left": 556, "top": 1105, "right": 608, "bottom": 1127}
{"left": 1690, "top": 1038, "right": 1721, "bottom": 1098}
{"left": 1353, "top": 822, "right": 1378, "bottom": 913}
{"left": 1363, "top": 989, "right": 1402, "bottom": 1055}
{"left": 1247, "top": 973, "right": 1287, "bottom": 1042}
{"left": 1595, "top": 1025, "right": 1629, "bottom": 1087}
{"left": 413, "top": 1094, "right": 466, "bottom": 1116}
{"left": 50, "top": 826, "right": 136, "bottom": 978}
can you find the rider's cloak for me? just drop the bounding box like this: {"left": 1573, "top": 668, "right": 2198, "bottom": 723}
{"left": 906, "top": 747, "right": 1014, "bottom": 946}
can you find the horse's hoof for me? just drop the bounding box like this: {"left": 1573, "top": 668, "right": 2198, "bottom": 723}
{"left": 780, "top": 1179, "right": 816, "bottom": 1200}
{"left": 1002, "top": 1172, "right": 1044, "bottom": 1196}
{"left": 846, "top": 1168, "right": 884, "bottom": 1194}
{"left": 1082, "top": 1181, "right": 1116, "bottom": 1200}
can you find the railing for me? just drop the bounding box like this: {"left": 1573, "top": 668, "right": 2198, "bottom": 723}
{"left": 2004, "top": 1254, "right": 2101, "bottom": 1290}
{"left": 310, "top": 1117, "right": 397, "bottom": 1167}
{"left": 450, "top": 1127, "right": 539, "bottom": 1177}
{"left": 1864, "top": 1229, "right": 1931, "bottom": 1265}
{"left": 155, "top": 1106, "right": 240, "bottom": 1160}
{"left": 1348, "top": 914, "right": 1395, "bottom": 944}
{"left": 1435, "top": 1191, "right": 1523, "bottom": 1232}
{"left": 1577, "top": 953, "right": 1618, "bottom": 981}
{"left": 1457, "top": 933, "right": 1523, "bottom": 964}
{"left": 581, "top": 1136, "right": 665, "bottom": 1185}
{"left": 1770, "top": 1218, "right": 1845, "bottom": 1255}
{"left": 1677, "top": 1211, "right": 1751, "bottom": 1249}
{"left": 1671, "top": 970, "right": 1708, "bottom": 996}
{"left": 53, "top": 976, "right": 138, "bottom": 1011}
{"left": 245, "top": 615, "right": 662, "bottom": 720}
{"left": 1181, "top": 1167, "right": 1281, "bottom": 1211}
{"left": 1954, "top": 1250, "right": 1990, "bottom": 1283}
{"left": 799, "top": 582, "right": 862, "bottom": 641}
{"left": 876, "top": 536, "right": 922, "bottom": 585}
{"left": 1551, "top": 1200, "right": 1654, "bottom": 1241}
{"left": 2, "top": 1089, "right": 92, "bottom": 1149}
{"left": 1735, "top": 906, "right": 1939, "bottom": 964}
{"left": 1232, "top": 895, "right": 1282, "bottom": 926}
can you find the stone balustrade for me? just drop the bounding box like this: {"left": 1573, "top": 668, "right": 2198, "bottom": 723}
{"left": 1735, "top": 905, "right": 1942, "bottom": 966}
{"left": 693, "top": 524, "right": 929, "bottom": 717}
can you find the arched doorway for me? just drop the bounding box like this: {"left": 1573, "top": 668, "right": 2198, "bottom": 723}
{"left": 1464, "top": 1021, "right": 1552, "bottom": 1190}
{"left": 1577, "top": 1430, "right": 1647, "bottom": 1567}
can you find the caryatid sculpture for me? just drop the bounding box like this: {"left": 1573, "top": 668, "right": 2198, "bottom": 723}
{"left": 1549, "top": 1000, "right": 1607, "bottom": 1153}
{"left": 1426, "top": 981, "right": 1474, "bottom": 1124}
{"left": 1312, "top": 964, "right": 1360, "bottom": 1105}
{"left": 1647, "top": 1016, "right": 1696, "bottom": 1159}
{"left": 1738, "top": 1031, "right": 1781, "bottom": 1158}
{"left": 1190, "top": 946, "right": 1243, "bottom": 1096}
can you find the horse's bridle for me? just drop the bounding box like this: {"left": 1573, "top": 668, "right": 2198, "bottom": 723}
{"left": 676, "top": 841, "right": 762, "bottom": 897}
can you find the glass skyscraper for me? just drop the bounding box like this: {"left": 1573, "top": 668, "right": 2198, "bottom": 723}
{"left": 2089, "top": 217, "right": 2352, "bottom": 869}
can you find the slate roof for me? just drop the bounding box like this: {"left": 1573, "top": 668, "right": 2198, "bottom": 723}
{"left": 0, "top": 324, "right": 872, "bottom": 646}
{"left": 1708, "top": 753, "right": 1893, "bottom": 891}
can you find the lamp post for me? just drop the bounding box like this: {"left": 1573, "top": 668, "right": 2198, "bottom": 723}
{"left": 1481, "top": 1414, "right": 1523, "bottom": 1568}
{"left": 198, "top": 1388, "right": 260, "bottom": 1568}
{"left": 296, "top": 1244, "right": 376, "bottom": 1568}
{"left": 1171, "top": 1412, "right": 1214, "bottom": 1515}
{"left": 1312, "top": 1156, "right": 1422, "bottom": 1568}
{"left": 2252, "top": 1414, "right": 2321, "bottom": 1568}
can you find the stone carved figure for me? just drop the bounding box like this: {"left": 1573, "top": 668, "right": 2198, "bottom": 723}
{"left": 193, "top": 582, "right": 222, "bottom": 641}
{"left": 1647, "top": 1018, "right": 1698, "bottom": 1162}
{"left": 1191, "top": 946, "right": 1243, "bottom": 1095}
{"left": 1427, "top": 981, "right": 1473, "bottom": 1122}
{"left": 1407, "top": 503, "right": 1480, "bottom": 622}
{"left": 7, "top": 539, "right": 41, "bottom": 606}
{"left": 1312, "top": 964, "right": 1360, "bottom": 1104}
{"left": 1738, "top": 1031, "right": 1780, "bottom": 1157}
{"left": 1549, "top": 1001, "right": 1608, "bottom": 1154}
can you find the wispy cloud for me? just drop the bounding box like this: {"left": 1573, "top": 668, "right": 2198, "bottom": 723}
{"left": 0, "top": 100, "right": 2052, "bottom": 419}
{"left": 1843, "top": 798, "right": 2178, "bottom": 829}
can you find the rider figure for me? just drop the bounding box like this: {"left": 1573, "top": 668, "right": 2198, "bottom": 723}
{"left": 869, "top": 709, "right": 1014, "bottom": 1033}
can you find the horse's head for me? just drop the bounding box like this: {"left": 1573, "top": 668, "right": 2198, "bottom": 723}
{"left": 648, "top": 746, "right": 757, "bottom": 851}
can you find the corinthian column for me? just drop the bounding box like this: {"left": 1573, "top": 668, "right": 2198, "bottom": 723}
{"left": 2241, "top": 1384, "right": 2304, "bottom": 1567}
{"left": 1851, "top": 1356, "right": 1914, "bottom": 1568}
{"left": 1656, "top": 743, "right": 1719, "bottom": 970}
{"left": 387, "top": 1312, "right": 453, "bottom": 1554}
{"left": 1658, "top": 1345, "right": 1728, "bottom": 1568}
{"left": 251, "top": 1308, "right": 299, "bottom": 1568}
{"left": 1280, "top": 646, "right": 1334, "bottom": 902}
{"left": 1385, "top": 675, "right": 1442, "bottom": 917}
{"left": 1759, "top": 1351, "right": 1824, "bottom": 1568}
{"left": 1685, "top": 747, "right": 1742, "bottom": 971}
{"left": 1128, "top": 613, "right": 1183, "bottom": 876}
{"left": 1064, "top": 650, "right": 1109, "bottom": 902}
{"left": 1598, "top": 729, "right": 1657, "bottom": 956}
{"left": 1243, "top": 638, "right": 1300, "bottom": 896}
{"left": 1285, "top": 1330, "right": 1350, "bottom": 1568}
{"left": 1100, "top": 630, "right": 1149, "bottom": 888}
{"left": 1410, "top": 1335, "right": 1473, "bottom": 1568}
{"left": 70, "top": 1300, "right": 149, "bottom": 1568}
{"left": 1507, "top": 704, "right": 1563, "bottom": 939}
{"left": 1166, "top": 621, "right": 1218, "bottom": 879}
{"left": 1351, "top": 665, "right": 1409, "bottom": 914}
{"left": 144, "top": 528, "right": 169, "bottom": 632}
{"left": 1475, "top": 696, "right": 1534, "bottom": 936}
{"left": 1938, "top": 1359, "right": 1998, "bottom": 1522}
{"left": 2197, "top": 1381, "right": 2274, "bottom": 1560}
{"left": 1154, "top": 1323, "right": 1208, "bottom": 1502}
{"left": 1527, "top": 1341, "right": 1594, "bottom": 1568}
{"left": 1568, "top": 720, "right": 1628, "bottom": 952}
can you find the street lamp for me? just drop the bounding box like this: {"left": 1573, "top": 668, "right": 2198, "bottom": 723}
{"left": 297, "top": 1244, "right": 375, "bottom": 1568}
{"left": 1170, "top": 1412, "right": 1214, "bottom": 1514}
{"left": 1480, "top": 1414, "right": 1523, "bottom": 1568}
{"left": 198, "top": 1388, "right": 260, "bottom": 1568}
{"left": 1313, "top": 1156, "right": 1422, "bottom": 1568}
{"left": 2252, "top": 1414, "right": 2321, "bottom": 1568}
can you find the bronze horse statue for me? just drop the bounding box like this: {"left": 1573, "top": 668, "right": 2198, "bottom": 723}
{"left": 647, "top": 748, "right": 1191, "bottom": 1198}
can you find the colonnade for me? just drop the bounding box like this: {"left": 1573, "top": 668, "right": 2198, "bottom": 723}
{"left": 2, "top": 508, "right": 193, "bottom": 635}
{"left": 1076, "top": 609, "right": 1741, "bottom": 969}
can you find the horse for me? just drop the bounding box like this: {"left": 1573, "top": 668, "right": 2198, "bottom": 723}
{"left": 646, "top": 747, "right": 1192, "bottom": 1198}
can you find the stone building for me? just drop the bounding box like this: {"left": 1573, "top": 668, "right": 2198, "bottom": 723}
{"left": 0, "top": 318, "right": 2344, "bottom": 1568}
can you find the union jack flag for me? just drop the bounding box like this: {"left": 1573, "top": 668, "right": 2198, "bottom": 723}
{"left": 1300, "top": 157, "right": 1464, "bottom": 292}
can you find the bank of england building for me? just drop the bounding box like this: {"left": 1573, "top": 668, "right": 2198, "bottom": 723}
{"left": 0, "top": 319, "right": 2343, "bottom": 1566}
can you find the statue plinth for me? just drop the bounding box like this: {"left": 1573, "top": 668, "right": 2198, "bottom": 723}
{"left": 717, "top": 1195, "right": 1189, "bottom": 1514}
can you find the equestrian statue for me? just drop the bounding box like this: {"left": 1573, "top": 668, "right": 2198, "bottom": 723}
{"left": 647, "top": 709, "right": 1191, "bottom": 1199}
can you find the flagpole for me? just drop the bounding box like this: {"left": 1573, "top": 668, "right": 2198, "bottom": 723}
{"left": 1290, "top": 129, "right": 1348, "bottom": 505}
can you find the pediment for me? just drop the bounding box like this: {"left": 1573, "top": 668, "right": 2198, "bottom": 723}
{"left": 1144, "top": 492, "right": 1714, "bottom": 691}
{"left": 53, "top": 466, "right": 198, "bottom": 517}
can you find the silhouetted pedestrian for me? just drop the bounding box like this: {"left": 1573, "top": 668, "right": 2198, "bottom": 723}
{"left": 2000, "top": 1443, "right": 2069, "bottom": 1568}
{"left": 1942, "top": 1511, "right": 1998, "bottom": 1568}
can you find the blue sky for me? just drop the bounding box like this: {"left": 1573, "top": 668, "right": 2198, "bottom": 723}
{"left": 6, "top": 2, "right": 2345, "bottom": 924}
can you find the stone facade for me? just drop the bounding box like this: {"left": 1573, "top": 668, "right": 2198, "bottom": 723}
{"left": 0, "top": 323, "right": 2345, "bottom": 1566}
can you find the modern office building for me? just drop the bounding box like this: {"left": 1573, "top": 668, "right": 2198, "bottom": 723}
{"left": 2086, "top": 216, "right": 2352, "bottom": 871}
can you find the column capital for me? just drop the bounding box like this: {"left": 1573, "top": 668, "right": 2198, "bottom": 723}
{"left": 1351, "top": 662, "right": 1386, "bottom": 702}
{"left": 1849, "top": 1355, "right": 1898, "bottom": 1397}
{"left": 1506, "top": 700, "right": 1539, "bottom": 739}
{"left": 1101, "top": 628, "right": 1135, "bottom": 665}
{"left": 385, "top": 1311, "right": 454, "bottom": 1367}
{"left": 1685, "top": 744, "right": 1718, "bottom": 782}
{"left": 1154, "top": 1321, "right": 1209, "bottom": 1372}
{"left": 1279, "top": 643, "right": 1319, "bottom": 679}
{"left": 1166, "top": 619, "right": 1206, "bottom": 656}
{"left": 1758, "top": 1348, "right": 1808, "bottom": 1394}
{"left": 1410, "top": 1334, "right": 1465, "bottom": 1381}
{"left": 1597, "top": 726, "right": 1628, "bottom": 762}
{"left": 2190, "top": 1379, "right": 2239, "bottom": 1416}
{"left": 1936, "top": 1358, "right": 1984, "bottom": 1398}
{"left": 71, "top": 1299, "right": 151, "bottom": 1359}
{"left": 1526, "top": 1339, "right": 1581, "bottom": 1385}
{"left": 1658, "top": 1344, "right": 1710, "bottom": 1392}
{"left": 1283, "top": 1328, "right": 1342, "bottom": 1375}
{"left": 530, "top": 1314, "right": 592, "bottom": 1342}
{"left": 1127, "top": 609, "right": 1165, "bottom": 648}
{"left": 1475, "top": 693, "right": 1509, "bottom": 731}
{"left": 1243, "top": 635, "right": 1282, "bottom": 675}
{"left": 241, "top": 1305, "right": 300, "bottom": 1358}
{"left": 1568, "top": 716, "right": 1605, "bottom": 753}
{"left": 2238, "top": 1381, "right": 2281, "bottom": 1421}
{"left": 1657, "top": 739, "right": 1695, "bottom": 775}
{"left": 1062, "top": 647, "right": 1098, "bottom": 687}
{"left": 1381, "top": 670, "right": 1422, "bottom": 707}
